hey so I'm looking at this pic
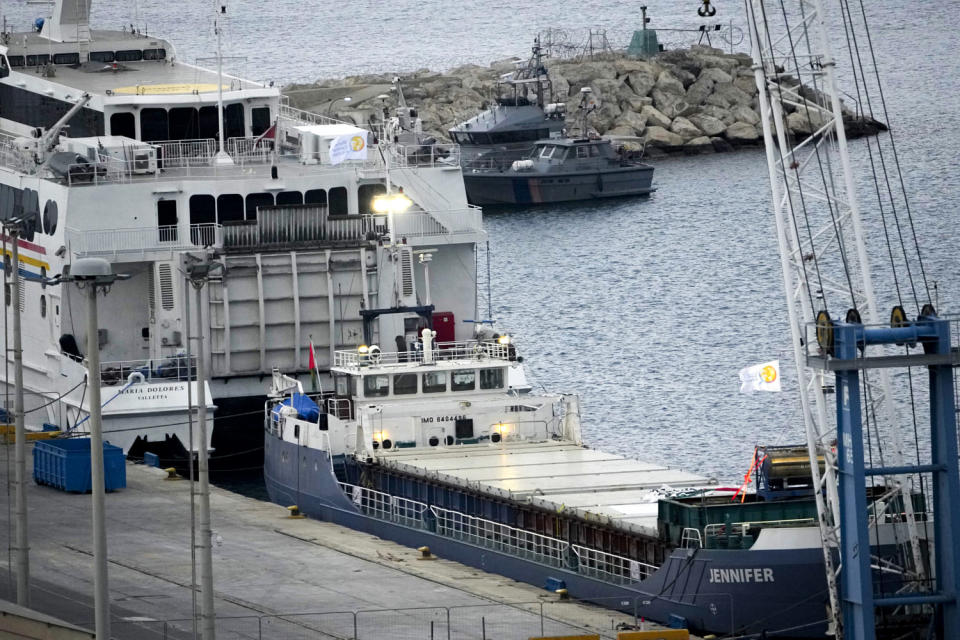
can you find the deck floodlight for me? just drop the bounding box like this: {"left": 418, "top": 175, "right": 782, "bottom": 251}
{"left": 372, "top": 192, "right": 413, "bottom": 215}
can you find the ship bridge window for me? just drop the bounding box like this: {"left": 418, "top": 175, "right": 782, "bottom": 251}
{"left": 169, "top": 107, "right": 200, "bottom": 140}
{"left": 140, "top": 108, "right": 169, "bottom": 142}
{"left": 358, "top": 183, "right": 386, "bottom": 215}
{"left": 251, "top": 107, "right": 271, "bottom": 137}
{"left": 470, "top": 133, "right": 492, "bottom": 144}
{"left": 115, "top": 50, "right": 143, "bottom": 62}
{"left": 199, "top": 106, "right": 219, "bottom": 140}
{"left": 189, "top": 195, "right": 216, "bottom": 244}
{"left": 143, "top": 48, "right": 167, "bottom": 61}
{"left": 90, "top": 51, "right": 115, "bottom": 63}
{"left": 217, "top": 194, "right": 244, "bottom": 223}
{"left": 0, "top": 56, "right": 7, "bottom": 79}
{"left": 422, "top": 371, "right": 447, "bottom": 394}
{"left": 189, "top": 195, "right": 216, "bottom": 224}
{"left": 451, "top": 369, "right": 476, "bottom": 392}
{"left": 589, "top": 145, "right": 600, "bottom": 157}
{"left": 305, "top": 189, "right": 327, "bottom": 206}
{"left": 110, "top": 112, "right": 135, "bottom": 138}
{"left": 479, "top": 367, "right": 504, "bottom": 390}
{"left": 157, "top": 200, "right": 178, "bottom": 242}
{"left": 245, "top": 193, "right": 274, "bottom": 221}
{"left": 450, "top": 132, "right": 466, "bottom": 144}
{"left": 276, "top": 191, "right": 303, "bottom": 206}
{"left": 363, "top": 375, "right": 389, "bottom": 398}
{"left": 576, "top": 146, "right": 589, "bottom": 159}
{"left": 224, "top": 103, "right": 245, "bottom": 140}
{"left": 329, "top": 187, "right": 348, "bottom": 216}
{"left": 53, "top": 53, "right": 79, "bottom": 65}
{"left": 26, "top": 54, "right": 49, "bottom": 66}
{"left": 7, "top": 56, "right": 24, "bottom": 68}
{"left": 393, "top": 373, "right": 417, "bottom": 395}
{"left": 539, "top": 146, "right": 556, "bottom": 159}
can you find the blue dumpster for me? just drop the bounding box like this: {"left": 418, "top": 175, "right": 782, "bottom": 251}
{"left": 33, "top": 438, "right": 126, "bottom": 493}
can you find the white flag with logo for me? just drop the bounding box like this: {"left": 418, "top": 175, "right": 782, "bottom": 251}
{"left": 329, "top": 132, "right": 368, "bottom": 165}
{"left": 739, "top": 360, "right": 781, "bottom": 393}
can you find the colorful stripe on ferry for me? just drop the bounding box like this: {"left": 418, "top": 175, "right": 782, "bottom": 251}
{"left": 0, "top": 233, "right": 50, "bottom": 281}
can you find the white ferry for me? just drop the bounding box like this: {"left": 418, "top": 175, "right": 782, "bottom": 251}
{"left": 0, "top": 1, "right": 482, "bottom": 465}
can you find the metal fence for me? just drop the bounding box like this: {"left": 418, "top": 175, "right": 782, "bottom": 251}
{"left": 110, "top": 601, "right": 629, "bottom": 640}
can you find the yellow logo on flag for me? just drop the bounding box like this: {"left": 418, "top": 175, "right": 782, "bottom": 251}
{"left": 761, "top": 365, "right": 778, "bottom": 383}
{"left": 350, "top": 136, "right": 365, "bottom": 152}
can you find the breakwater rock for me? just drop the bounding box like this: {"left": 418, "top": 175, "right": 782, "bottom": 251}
{"left": 287, "top": 45, "right": 886, "bottom": 157}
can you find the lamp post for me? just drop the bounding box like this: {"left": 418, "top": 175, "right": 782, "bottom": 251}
{"left": 3, "top": 219, "right": 29, "bottom": 607}
{"left": 58, "top": 257, "right": 129, "bottom": 640}
{"left": 327, "top": 95, "right": 352, "bottom": 117}
{"left": 183, "top": 253, "right": 222, "bottom": 640}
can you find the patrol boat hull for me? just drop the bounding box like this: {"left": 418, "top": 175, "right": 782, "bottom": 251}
{"left": 264, "top": 431, "right": 830, "bottom": 639}
{"left": 464, "top": 166, "right": 655, "bottom": 206}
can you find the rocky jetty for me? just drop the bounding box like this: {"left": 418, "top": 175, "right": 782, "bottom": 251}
{"left": 287, "top": 45, "right": 886, "bottom": 156}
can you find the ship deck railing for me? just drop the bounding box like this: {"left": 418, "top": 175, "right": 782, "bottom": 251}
{"left": 337, "top": 481, "right": 655, "bottom": 587}
{"left": 571, "top": 544, "right": 657, "bottom": 584}
{"left": 66, "top": 224, "right": 221, "bottom": 256}
{"left": 96, "top": 355, "right": 197, "bottom": 385}
{"left": 703, "top": 517, "right": 817, "bottom": 548}
{"left": 65, "top": 206, "right": 481, "bottom": 258}
{"left": 334, "top": 340, "right": 511, "bottom": 369}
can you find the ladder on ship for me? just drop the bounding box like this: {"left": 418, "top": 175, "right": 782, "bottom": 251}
{"left": 747, "top": 1, "right": 960, "bottom": 638}
{"left": 75, "top": 0, "right": 90, "bottom": 62}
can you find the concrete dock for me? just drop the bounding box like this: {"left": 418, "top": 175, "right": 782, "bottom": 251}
{"left": 0, "top": 444, "right": 698, "bottom": 639}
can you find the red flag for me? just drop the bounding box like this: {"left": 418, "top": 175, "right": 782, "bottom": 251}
{"left": 254, "top": 123, "right": 276, "bottom": 145}
{"left": 308, "top": 340, "right": 319, "bottom": 391}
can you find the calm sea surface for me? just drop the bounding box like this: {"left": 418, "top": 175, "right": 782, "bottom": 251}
{"left": 8, "top": 2, "right": 958, "bottom": 482}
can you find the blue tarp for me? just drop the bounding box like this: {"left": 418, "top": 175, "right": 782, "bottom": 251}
{"left": 272, "top": 393, "right": 320, "bottom": 422}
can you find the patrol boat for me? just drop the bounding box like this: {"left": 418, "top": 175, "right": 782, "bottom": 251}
{"left": 448, "top": 38, "right": 566, "bottom": 166}
{"left": 0, "top": 0, "right": 481, "bottom": 465}
{"left": 263, "top": 332, "right": 921, "bottom": 637}
{"left": 461, "top": 88, "right": 655, "bottom": 206}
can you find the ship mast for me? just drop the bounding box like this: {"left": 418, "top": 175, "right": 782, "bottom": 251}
{"left": 747, "top": 1, "right": 940, "bottom": 636}
{"left": 213, "top": 2, "right": 233, "bottom": 166}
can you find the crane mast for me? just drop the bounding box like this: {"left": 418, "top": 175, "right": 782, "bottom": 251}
{"left": 746, "top": 0, "right": 939, "bottom": 636}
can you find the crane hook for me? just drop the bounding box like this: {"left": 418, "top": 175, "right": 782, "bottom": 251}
{"left": 698, "top": 0, "right": 717, "bottom": 17}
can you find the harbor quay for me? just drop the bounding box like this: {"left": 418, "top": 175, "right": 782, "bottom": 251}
{"left": 0, "top": 446, "right": 697, "bottom": 639}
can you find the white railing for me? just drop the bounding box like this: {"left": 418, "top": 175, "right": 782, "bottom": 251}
{"left": 339, "top": 482, "right": 429, "bottom": 528}
{"left": 572, "top": 544, "right": 656, "bottom": 584}
{"left": 391, "top": 207, "right": 483, "bottom": 238}
{"left": 227, "top": 136, "right": 272, "bottom": 164}
{"left": 279, "top": 103, "right": 350, "bottom": 127}
{"left": 336, "top": 482, "right": 659, "bottom": 587}
{"left": 390, "top": 143, "right": 461, "bottom": 169}
{"left": 154, "top": 139, "right": 218, "bottom": 168}
{"left": 431, "top": 506, "right": 567, "bottom": 568}
{"left": 67, "top": 224, "right": 221, "bottom": 256}
{"left": 334, "top": 340, "right": 511, "bottom": 369}
{"left": 0, "top": 136, "right": 30, "bottom": 174}
{"left": 703, "top": 517, "right": 817, "bottom": 541}
{"left": 98, "top": 355, "right": 196, "bottom": 385}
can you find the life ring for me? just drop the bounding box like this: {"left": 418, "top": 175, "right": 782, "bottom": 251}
{"left": 368, "top": 345, "right": 382, "bottom": 365}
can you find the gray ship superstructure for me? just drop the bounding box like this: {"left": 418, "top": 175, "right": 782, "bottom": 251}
{"left": 449, "top": 39, "right": 566, "bottom": 166}
{"left": 0, "top": 0, "right": 481, "bottom": 464}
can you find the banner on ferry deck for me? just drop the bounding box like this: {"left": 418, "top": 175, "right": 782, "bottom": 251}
{"left": 738, "top": 360, "right": 781, "bottom": 393}
{"left": 329, "top": 131, "right": 368, "bottom": 165}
